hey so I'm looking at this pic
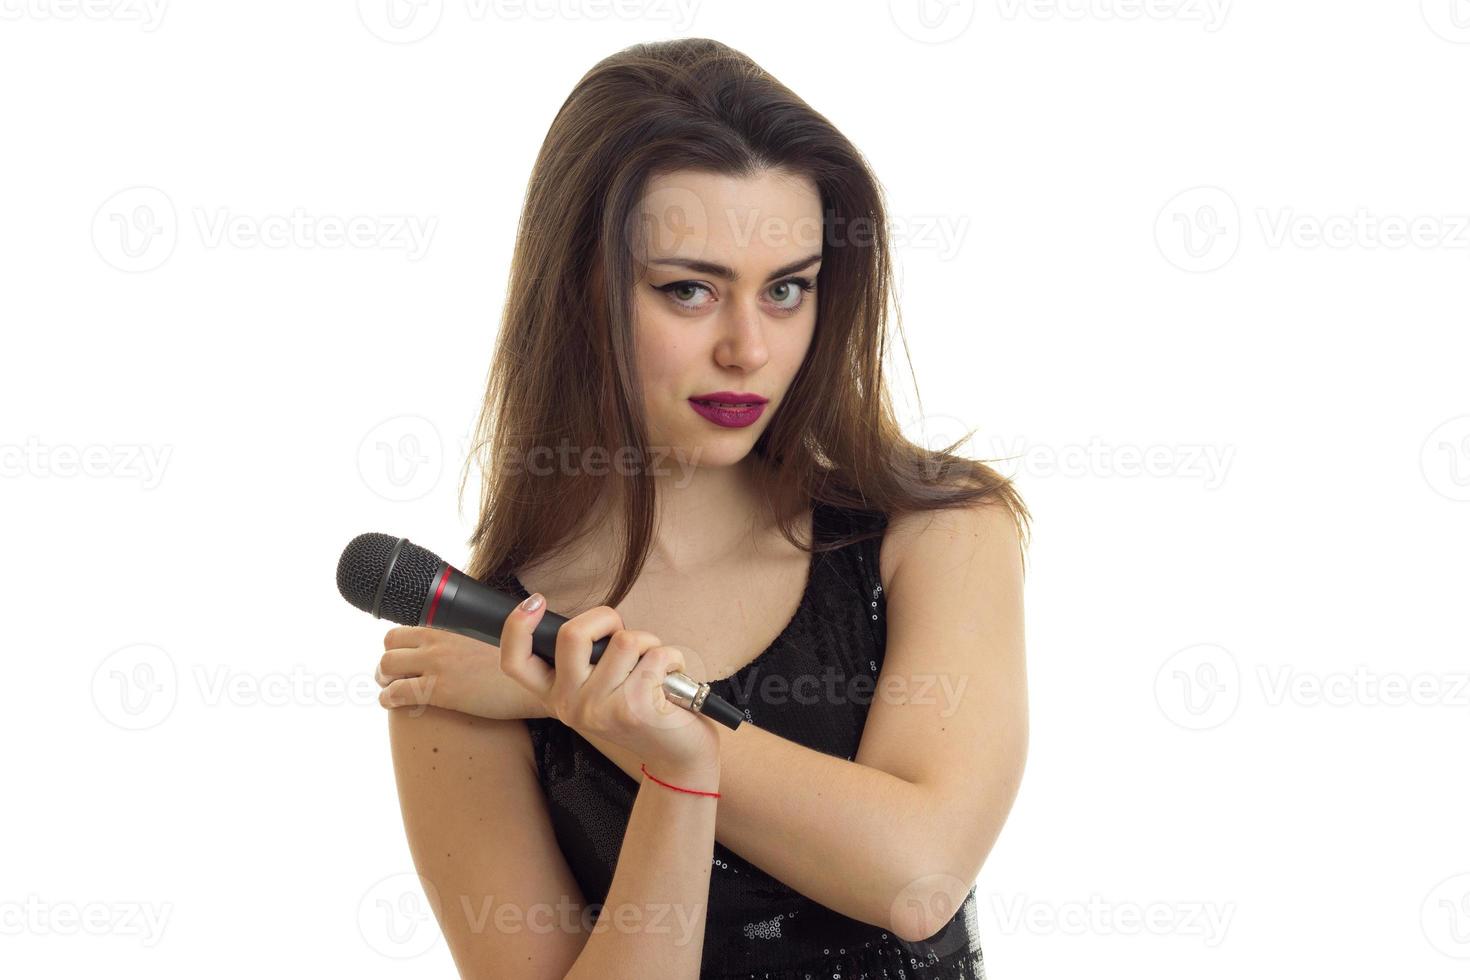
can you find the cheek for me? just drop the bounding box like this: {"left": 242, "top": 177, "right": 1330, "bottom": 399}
{"left": 633, "top": 314, "right": 689, "bottom": 394}
{"left": 774, "top": 314, "right": 817, "bottom": 372}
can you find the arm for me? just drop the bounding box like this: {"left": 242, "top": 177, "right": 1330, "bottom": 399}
{"left": 578, "top": 721, "right": 922, "bottom": 934}
{"left": 577, "top": 500, "right": 1029, "bottom": 942}
{"left": 388, "top": 704, "right": 720, "bottom": 979}
{"left": 566, "top": 756, "right": 721, "bottom": 980}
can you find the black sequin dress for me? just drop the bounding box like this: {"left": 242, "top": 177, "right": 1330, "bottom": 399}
{"left": 493, "top": 499, "right": 987, "bottom": 979}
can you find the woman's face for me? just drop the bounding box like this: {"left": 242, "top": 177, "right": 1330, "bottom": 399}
{"left": 630, "top": 168, "right": 822, "bottom": 471}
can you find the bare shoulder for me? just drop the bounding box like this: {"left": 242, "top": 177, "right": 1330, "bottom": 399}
{"left": 879, "top": 498, "right": 1023, "bottom": 594}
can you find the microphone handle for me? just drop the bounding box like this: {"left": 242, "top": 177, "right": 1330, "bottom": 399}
{"left": 417, "top": 564, "right": 744, "bottom": 730}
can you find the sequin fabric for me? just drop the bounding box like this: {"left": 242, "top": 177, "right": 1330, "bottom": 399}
{"left": 494, "top": 500, "right": 987, "bottom": 979}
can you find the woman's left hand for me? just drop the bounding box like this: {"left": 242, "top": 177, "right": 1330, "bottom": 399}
{"left": 375, "top": 626, "right": 551, "bottom": 720}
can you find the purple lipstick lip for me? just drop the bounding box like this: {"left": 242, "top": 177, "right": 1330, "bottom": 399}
{"left": 688, "top": 398, "right": 766, "bottom": 428}
{"left": 689, "top": 390, "right": 768, "bottom": 404}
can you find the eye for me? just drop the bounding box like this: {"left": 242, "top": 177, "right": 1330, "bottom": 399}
{"left": 768, "top": 276, "right": 816, "bottom": 312}
{"left": 651, "top": 276, "right": 817, "bottom": 314}
{"left": 654, "top": 281, "right": 715, "bottom": 311}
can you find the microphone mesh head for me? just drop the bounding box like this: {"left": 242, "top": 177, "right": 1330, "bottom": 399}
{"left": 336, "top": 532, "right": 446, "bottom": 624}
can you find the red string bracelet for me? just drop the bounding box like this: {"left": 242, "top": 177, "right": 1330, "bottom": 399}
{"left": 640, "top": 763, "right": 721, "bottom": 798}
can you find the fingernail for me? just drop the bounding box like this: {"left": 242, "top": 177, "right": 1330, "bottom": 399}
{"left": 520, "top": 592, "right": 544, "bottom": 613}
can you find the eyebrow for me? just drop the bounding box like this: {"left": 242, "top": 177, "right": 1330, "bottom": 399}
{"left": 647, "top": 252, "right": 822, "bottom": 283}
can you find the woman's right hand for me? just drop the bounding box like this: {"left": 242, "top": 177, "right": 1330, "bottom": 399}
{"left": 497, "top": 593, "right": 722, "bottom": 786}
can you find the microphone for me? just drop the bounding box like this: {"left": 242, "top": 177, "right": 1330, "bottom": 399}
{"left": 336, "top": 532, "right": 745, "bottom": 731}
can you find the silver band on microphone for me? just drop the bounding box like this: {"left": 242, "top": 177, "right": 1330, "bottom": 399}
{"left": 661, "top": 671, "right": 712, "bottom": 714}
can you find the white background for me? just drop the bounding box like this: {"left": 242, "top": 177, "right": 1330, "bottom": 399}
{"left": 3, "top": 1, "right": 1468, "bottom": 977}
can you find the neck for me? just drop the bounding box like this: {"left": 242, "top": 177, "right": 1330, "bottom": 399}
{"left": 587, "top": 454, "right": 769, "bottom": 574}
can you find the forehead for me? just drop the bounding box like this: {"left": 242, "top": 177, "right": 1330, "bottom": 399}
{"left": 632, "top": 169, "right": 823, "bottom": 268}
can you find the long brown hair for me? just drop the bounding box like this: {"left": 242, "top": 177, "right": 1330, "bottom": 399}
{"left": 459, "top": 37, "right": 1030, "bottom": 604}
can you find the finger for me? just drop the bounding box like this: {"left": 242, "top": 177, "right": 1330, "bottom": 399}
{"left": 377, "top": 649, "right": 424, "bottom": 687}
{"left": 379, "top": 676, "right": 435, "bottom": 709}
{"left": 497, "top": 593, "right": 555, "bottom": 702}
{"left": 549, "top": 606, "right": 625, "bottom": 708}
{"left": 622, "top": 645, "right": 691, "bottom": 725}
{"left": 580, "top": 629, "right": 661, "bottom": 703}
{"left": 383, "top": 625, "right": 428, "bottom": 650}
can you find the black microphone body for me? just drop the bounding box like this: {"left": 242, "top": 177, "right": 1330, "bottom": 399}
{"left": 337, "top": 532, "right": 745, "bottom": 730}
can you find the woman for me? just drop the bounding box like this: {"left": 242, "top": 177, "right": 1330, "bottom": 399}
{"left": 377, "top": 37, "right": 1030, "bottom": 979}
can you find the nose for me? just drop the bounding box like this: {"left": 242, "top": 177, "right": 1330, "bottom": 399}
{"left": 713, "top": 298, "right": 770, "bottom": 372}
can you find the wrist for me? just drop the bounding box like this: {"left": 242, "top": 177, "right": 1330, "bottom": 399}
{"left": 641, "top": 759, "right": 721, "bottom": 795}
